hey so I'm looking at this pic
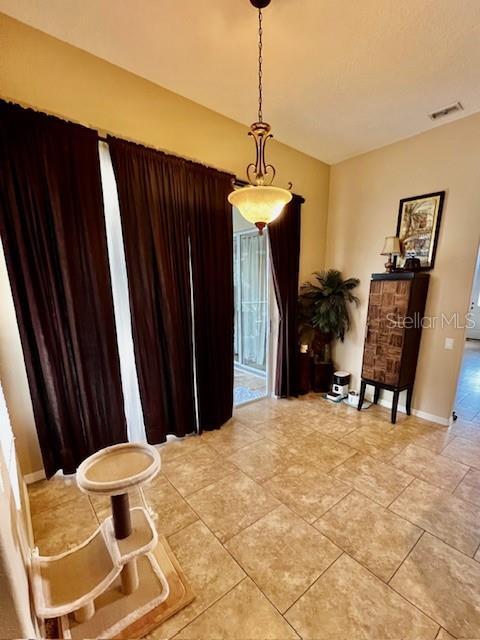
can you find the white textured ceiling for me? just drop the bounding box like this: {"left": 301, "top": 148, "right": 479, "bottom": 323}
{"left": 2, "top": 0, "right": 480, "bottom": 163}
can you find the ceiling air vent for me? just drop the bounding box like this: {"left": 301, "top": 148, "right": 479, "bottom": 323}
{"left": 429, "top": 102, "right": 463, "bottom": 121}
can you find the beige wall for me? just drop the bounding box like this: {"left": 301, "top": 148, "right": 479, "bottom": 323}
{"left": 327, "top": 113, "right": 480, "bottom": 423}
{"left": 0, "top": 452, "right": 35, "bottom": 639}
{"left": 0, "top": 14, "right": 330, "bottom": 475}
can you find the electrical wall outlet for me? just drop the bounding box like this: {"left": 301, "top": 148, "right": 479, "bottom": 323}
{"left": 444, "top": 337, "right": 455, "bottom": 350}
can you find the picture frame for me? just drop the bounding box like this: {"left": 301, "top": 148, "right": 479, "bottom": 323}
{"left": 395, "top": 191, "right": 445, "bottom": 270}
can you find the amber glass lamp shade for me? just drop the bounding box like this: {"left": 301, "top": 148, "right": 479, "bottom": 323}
{"left": 228, "top": 185, "right": 292, "bottom": 233}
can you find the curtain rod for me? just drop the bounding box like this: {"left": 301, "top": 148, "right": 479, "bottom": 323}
{"left": 3, "top": 102, "right": 305, "bottom": 204}
{"left": 98, "top": 134, "right": 305, "bottom": 204}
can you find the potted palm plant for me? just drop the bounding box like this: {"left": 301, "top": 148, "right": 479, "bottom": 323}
{"left": 298, "top": 269, "right": 360, "bottom": 393}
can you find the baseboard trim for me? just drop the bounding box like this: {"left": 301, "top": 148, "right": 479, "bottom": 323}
{"left": 368, "top": 394, "right": 450, "bottom": 427}
{"left": 411, "top": 408, "right": 450, "bottom": 427}
{"left": 24, "top": 469, "right": 46, "bottom": 485}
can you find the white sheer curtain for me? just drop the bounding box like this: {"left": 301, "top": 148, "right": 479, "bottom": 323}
{"left": 240, "top": 233, "right": 267, "bottom": 369}
{"left": 99, "top": 142, "right": 147, "bottom": 443}
{"left": 0, "top": 380, "right": 20, "bottom": 508}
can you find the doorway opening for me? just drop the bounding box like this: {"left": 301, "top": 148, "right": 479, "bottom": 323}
{"left": 232, "top": 208, "right": 273, "bottom": 406}
{"left": 454, "top": 245, "right": 480, "bottom": 422}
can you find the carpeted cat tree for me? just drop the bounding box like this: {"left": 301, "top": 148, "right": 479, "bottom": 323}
{"left": 30, "top": 443, "right": 193, "bottom": 639}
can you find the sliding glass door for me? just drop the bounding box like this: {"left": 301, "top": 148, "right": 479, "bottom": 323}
{"left": 233, "top": 228, "right": 270, "bottom": 404}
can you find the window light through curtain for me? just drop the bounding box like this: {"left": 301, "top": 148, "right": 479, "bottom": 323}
{"left": 99, "top": 142, "right": 147, "bottom": 443}
{"left": 0, "top": 379, "right": 20, "bottom": 509}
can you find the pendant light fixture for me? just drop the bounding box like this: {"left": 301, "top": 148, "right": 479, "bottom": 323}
{"left": 228, "top": 0, "right": 292, "bottom": 234}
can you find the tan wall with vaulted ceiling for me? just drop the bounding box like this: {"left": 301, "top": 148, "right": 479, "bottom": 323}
{"left": 0, "top": 13, "right": 330, "bottom": 475}
{"left": 3, "top": 10, "right": 478, "bottom": 474}
{"left": 327, "top": 113, "right": 480, "bottom": 423}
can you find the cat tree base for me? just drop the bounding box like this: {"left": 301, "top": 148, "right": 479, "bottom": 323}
{"left": 60, "top": 535, "right": 193, "bottom": 639}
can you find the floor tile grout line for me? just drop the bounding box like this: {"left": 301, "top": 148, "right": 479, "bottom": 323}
{"left": 180, "top": 468, "right": 241, "bottom": 500}
{"left": 308, "top": 488, "right": 355, "bottom": 524}
{"left": 145, "top": 474, "right": 201, "bottom": 539}
{"left": 166, "top": 504, "right": 304, "bottom": 635}
{"left": 386, "top": 465, "right": 480, "bottom": 511}
{"left": 387, "top": 529, "right": 426, "bottom": 586}
{"left": 260, "top": 468, "right": 354, "bottom": 528}
{"left": 282, "top": 551, "right": 348, "bottom": 619}
{"left": 88, "top": 494, "right": 101, "bottom": 527}
{"left": 384, "top": 549, "right": 445, "bottom": 634}
{"left": 316, "top": 464, "right": 480, "bottom": 562}
{"left": 385, "top": 473, "right": 416, "bottom": 510}
{"left": 441, "top": 437, "right": 480, "bottom": 472}
{"left": 312, "top": 495, "right": 425, "bottom": 586}
{"left": 178, "top": 572, "right": 301, "bottom": 640}
{"left": 164, "top": 575, "right": 250, "bottom": 639}
{"left": 222, "top": 525, "right": 322, "bottom": 629}
{"left": 386, "top": 477, "right": 480, "bottom": 552}
{"left": 218, "top": 499, "right": 281, "bottom": 545}
{"left": 449, "top": 462, "right": 471, "bottom": 495}
{"left": 386, "top": 509, "right": 480, "bottom": 564}
{"left": 175, "top": 442, "right": 363, "bottom": 544}
{"left": 222, "top": 500, "right": 344, "bottom": 601}
{"left": 325, "top": 526, "right": 420, "bottom": 588}
{"left": 184, "top": 478, "right": 281, "bottom": 548}
{"left": 388, "top": 445, "right": 471, "bottom": 494}
{"left": 472, "top": 538, "right": 480, "bottom": 561}
{"left": 183, "top": 493, "right": 340, "bottom": 629}
{"left": 325, "top": 458, "right": 415, "bottom": 510}
{"left": 206, "top": 434, "right": 267, "bottom": 458}
{"left": 221, "top": 448, "right": 326, "bottom": 487}
{"left": 321, "top": 539, "right": 443, "bottom": 634}
{"left": 161, "top": 514, "right": 252, "bottom": 636}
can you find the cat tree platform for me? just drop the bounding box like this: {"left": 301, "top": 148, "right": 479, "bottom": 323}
{"left": 32, "top": 443, "right": 193, "bottom": 639}
{"left": 59, "top": 534, "right": 193, "bottom": 639}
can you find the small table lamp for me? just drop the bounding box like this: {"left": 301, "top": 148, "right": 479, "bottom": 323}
{"left": 381, "top": 236, "right": 402, "bottom": 273}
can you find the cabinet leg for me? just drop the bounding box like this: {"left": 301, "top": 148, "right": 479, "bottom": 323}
{"left": 391, "top": 391, "right": 399, "bottom": 424}
{"left": 373, "top": 386, "right": 380, "bottom": 405}
{"left": 406, "top": 386, "right": 413, "bottom": 416}
{"left": 358, "top": 380, "right": 367, "bottom": 411}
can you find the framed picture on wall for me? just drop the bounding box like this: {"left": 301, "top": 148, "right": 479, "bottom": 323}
{"left": 395, "top": 191, "right": 445, "bottom": 270}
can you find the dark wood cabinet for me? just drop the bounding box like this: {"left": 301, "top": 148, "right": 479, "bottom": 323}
{"left": 358, "top": 272, "right": 429, "bottom": 423}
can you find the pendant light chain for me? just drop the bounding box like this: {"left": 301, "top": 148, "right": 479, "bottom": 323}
{"left": 258, "top": 8, "right": 263, "bottom": 123}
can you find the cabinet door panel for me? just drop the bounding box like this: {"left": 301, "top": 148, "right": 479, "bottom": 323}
{"left": 362, "top": 278, "right": 411, "bottom": 386}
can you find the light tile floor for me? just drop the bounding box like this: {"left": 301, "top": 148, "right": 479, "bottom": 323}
{"left": 454, "top": 339, "right": 480, "bottom": 421}
{"left": 28, "top": 394, "right": 480, "bottom": 639}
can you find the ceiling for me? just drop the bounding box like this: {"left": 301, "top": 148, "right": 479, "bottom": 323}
{"left": 2, "top": 0, "right": 480, "bottom": 164}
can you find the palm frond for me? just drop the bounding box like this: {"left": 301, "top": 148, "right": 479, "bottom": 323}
{"left": 298, "top": 269, "right": 360, "bottom": 343}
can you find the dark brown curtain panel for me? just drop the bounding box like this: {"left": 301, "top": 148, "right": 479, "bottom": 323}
{"left": 0, "top": 101, "right": 127, "bottom": 477}
{"left": 268, "top": 196, "right": 302, "bottom": 397}
{"left": 107, "top": 138, "right": 197, "bottom": 443}
{"left": 188, "top": 166, "right": 234, "bottom": 431}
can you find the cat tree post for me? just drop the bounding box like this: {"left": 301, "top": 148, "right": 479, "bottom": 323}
{"left": 110, "top": 492, "right": 139, "bottom": 594}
